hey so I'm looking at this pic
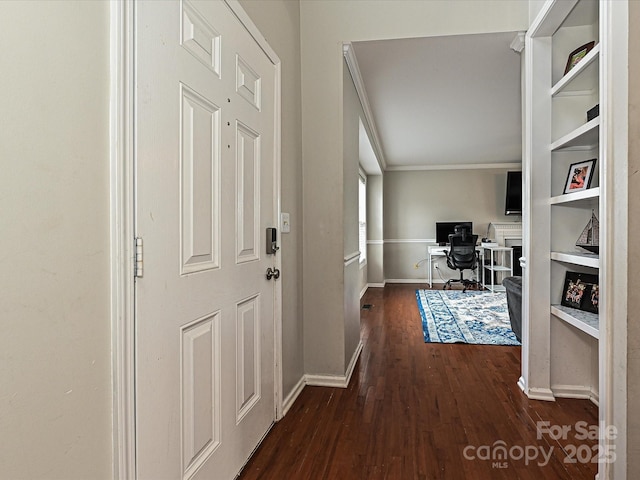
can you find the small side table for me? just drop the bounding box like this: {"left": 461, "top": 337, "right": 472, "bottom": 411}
{"left": 482, "top": 246, "right": 513, "bottom": 292}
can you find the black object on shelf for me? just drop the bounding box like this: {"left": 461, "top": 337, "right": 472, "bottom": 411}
{"left": 587, "top": 104, "right": 599, "bottom": 121}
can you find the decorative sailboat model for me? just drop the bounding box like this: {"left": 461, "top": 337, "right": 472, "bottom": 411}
{"left": 576, "top": 209, "right": 599, "bottom": 254}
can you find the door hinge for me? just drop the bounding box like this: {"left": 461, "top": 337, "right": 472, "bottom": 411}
{"left": 135, "top": 237, "right": 144, "bottom": 278}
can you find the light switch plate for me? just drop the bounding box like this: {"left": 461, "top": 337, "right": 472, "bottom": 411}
{"left": 281, "top": 212, "right": 290, "bottom": 233}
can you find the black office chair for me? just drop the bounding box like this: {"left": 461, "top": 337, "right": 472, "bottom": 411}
{"left": 443, "top": 228, "right": 480, "bottom": 292}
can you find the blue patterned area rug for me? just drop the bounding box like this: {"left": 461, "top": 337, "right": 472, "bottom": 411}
{"left": 416, "top": 290, "right": 520, "bottom": 346}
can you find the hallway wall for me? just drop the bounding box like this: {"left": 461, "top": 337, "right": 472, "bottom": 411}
{"left": 239, "top": 0, "right": 304, "bottom": 406}
{"left": 300, "top": 0, "right": 529, "bottom": 377}
{"left": 627, "top": 1, "right": 640, "bottom": 476}
{"left": 0, "top": 1, "right": 112, "bottom": 477}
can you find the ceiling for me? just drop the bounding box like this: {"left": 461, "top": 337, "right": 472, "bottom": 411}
{"left": 351, "top": 31, "right": 523, "bottom": 172}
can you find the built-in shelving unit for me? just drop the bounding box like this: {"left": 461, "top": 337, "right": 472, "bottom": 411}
{"left": 550, "top": 304, "right": 599, "bottom": 339}
{"left": 550, "top": 43, "right": 599, "bottom": 95}
{"left": 549, "top": 186, "right": 599, "bottom": 206}
{"left": 550, "top": 251, "right": 599, "bottom": 268}
{"left": 546, "top": 0, "right": 601, "bottom": 376}
{"left": 524, "top": 0, "right": 611, "bottom": 477}
{"left": 550, "top": 117, "right": 599, "bottom": 151}
{"left": 524, "top": 0, "right": 629, "bottom": 476}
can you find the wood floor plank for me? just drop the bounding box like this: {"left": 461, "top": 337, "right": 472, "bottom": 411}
{"left": 238, "top": 284, "right": 598, "bottom": 479}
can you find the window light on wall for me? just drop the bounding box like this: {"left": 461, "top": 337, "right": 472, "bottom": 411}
{"left": 359, "top": 173, "right": 367, "bottom": 264}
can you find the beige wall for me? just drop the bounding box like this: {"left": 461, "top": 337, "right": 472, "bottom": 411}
{"left": 528, "top": 0, "right": 546, "bottom": 25}
{"left": 367, "top": 175, "right": 385, "bottom": 285}
{"left": 0, "top": 1, "right": 112, "bottom": 478}
{"left": 238, "top": 0, "right": 304, "bottom": 403}
{"left": 343, "top": 61, "right": 361, "bottom": 260}
{"left": 383, "top": 169, "right": 518, "bottom": 280}
{"left": 343, "top": 60, "right": 365, "bottom": 363}
{"left": 300, "top": 0, "right": 528, "bottom": 376}
{"left": 628, "top": 1, "right": 640, "bottom": 476}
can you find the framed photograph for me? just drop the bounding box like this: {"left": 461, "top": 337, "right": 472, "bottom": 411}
{"left": 563, "top": 159, "right": 596, "bottom": 194}
{"left": 564, "top": 41, "right": 595, "bottom": 75}
{"left": 561, "top": 272, "right": 599, "bottom": 314}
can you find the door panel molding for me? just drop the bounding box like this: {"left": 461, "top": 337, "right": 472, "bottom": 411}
{"left": 179, "top": 82, "right": 221, "bottom": 275}
{"left": 181, "top": 311, "right": 221, "bottom": 477}
{"left": 236, "top": 294, "right": 261, "bottom": 423}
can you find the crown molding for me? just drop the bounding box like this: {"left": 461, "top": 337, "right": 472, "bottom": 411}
{"left": 510, "top": 31, "right": 526, "bottom": 53}
{"left": 385, "top": 162, "right": 522, "bottom": 172}
{"left": 343, "top": 42, "right": 387, "bottom": 171}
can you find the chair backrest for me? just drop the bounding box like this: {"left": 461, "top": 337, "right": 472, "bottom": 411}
{"left": 447, "top": 233, "right": 478, "bottom": 270}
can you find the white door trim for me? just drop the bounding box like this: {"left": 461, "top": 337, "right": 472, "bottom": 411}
{"left": 109, "top": 0, "right": 135, "bottom": 478}
{"left": 109, "top": 1, "right": 283, "bottom": 477}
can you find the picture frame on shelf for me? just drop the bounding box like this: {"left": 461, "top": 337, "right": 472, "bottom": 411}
{"left": 587, "top": 104, "right": 599, "bottom": 122}
{"left": 561, "top": 271, "right": 599, "bottom": 314}
{"left": 563, "top": 159, "right": 596, "bottom": 194}
{"left": 564, "top": 41, "right": 595, "bottom": 75}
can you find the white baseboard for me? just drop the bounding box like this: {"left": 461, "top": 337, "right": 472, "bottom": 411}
{"left": 281, "top": 375, "right": 306, "bottom": 417}
{"left": 385, "top": 278, "right": 429, "bottom": 284}
{"left": 552, "top": 384, "right": 599, "bottom": 405}
{"left": 305, "top": 340, "right": 363, "bottom": 388}
{"left": 525, "top": 386, "right": 556, "bottom": 402}
{"left": 361, "top": 282, "right": 387, "bottom": 297}
{"left": 344, "top": 340, "right": 363, "bottom": 385}
{"left": 305, "top": 374, "right": 350, "bottom": 388}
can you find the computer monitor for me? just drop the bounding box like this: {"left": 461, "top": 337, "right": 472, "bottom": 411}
{"left": 435, "top": 222, "right": 473, "bottom": 245}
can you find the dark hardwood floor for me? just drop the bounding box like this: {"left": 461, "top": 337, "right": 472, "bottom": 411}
{"left": 239, "top": 284, "right": 598, "bottom": 479}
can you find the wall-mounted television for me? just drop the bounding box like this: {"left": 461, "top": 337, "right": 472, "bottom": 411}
{"left": 505, "top": 171, "right": 522, "bottom": 216}
{"left": 436, "top": 222, "right": 473, "bottom": 245}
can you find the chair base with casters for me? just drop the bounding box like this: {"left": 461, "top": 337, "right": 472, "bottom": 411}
{"left": 443, "top": 270, "right": 481, "bottom": 293}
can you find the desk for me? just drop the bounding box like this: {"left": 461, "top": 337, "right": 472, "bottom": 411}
{"left": 427, "top": 245, "right": 483, "bottom": 288}
{"left": 427, "top": 246, "right": 447, "bottom": 288}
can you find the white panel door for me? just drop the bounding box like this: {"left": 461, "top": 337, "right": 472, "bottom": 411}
{"left": 134, "top": 1, "right": 277, "bottom": 478}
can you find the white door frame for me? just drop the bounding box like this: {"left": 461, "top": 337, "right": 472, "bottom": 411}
{"left": 109, "top": 1, "right": 283, "bottom": 477}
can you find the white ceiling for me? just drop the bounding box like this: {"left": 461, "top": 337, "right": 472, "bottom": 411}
{"left": 351, "top": 31, "right": 523, "bottom": 171}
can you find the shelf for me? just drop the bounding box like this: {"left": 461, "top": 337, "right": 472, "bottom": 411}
{"left": 489, "top": 265, "right": 512, "bottom": 272}
{"left": 551, "top": 117, "right": 600, "bottom": 151}
{"left": 482, "top": 246, "right": 513, "bottom": 292}
{"left": 551, "top": 251, "right": 599, "bottom": 268}
{"left": 551, "top": 304, "right": 599, "bottom": 339}
{"left": 551, "top": 44, "right": 600, "bottom": 97}
{"left": 550, "top": 186, "right": 599, "bottom": 207}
